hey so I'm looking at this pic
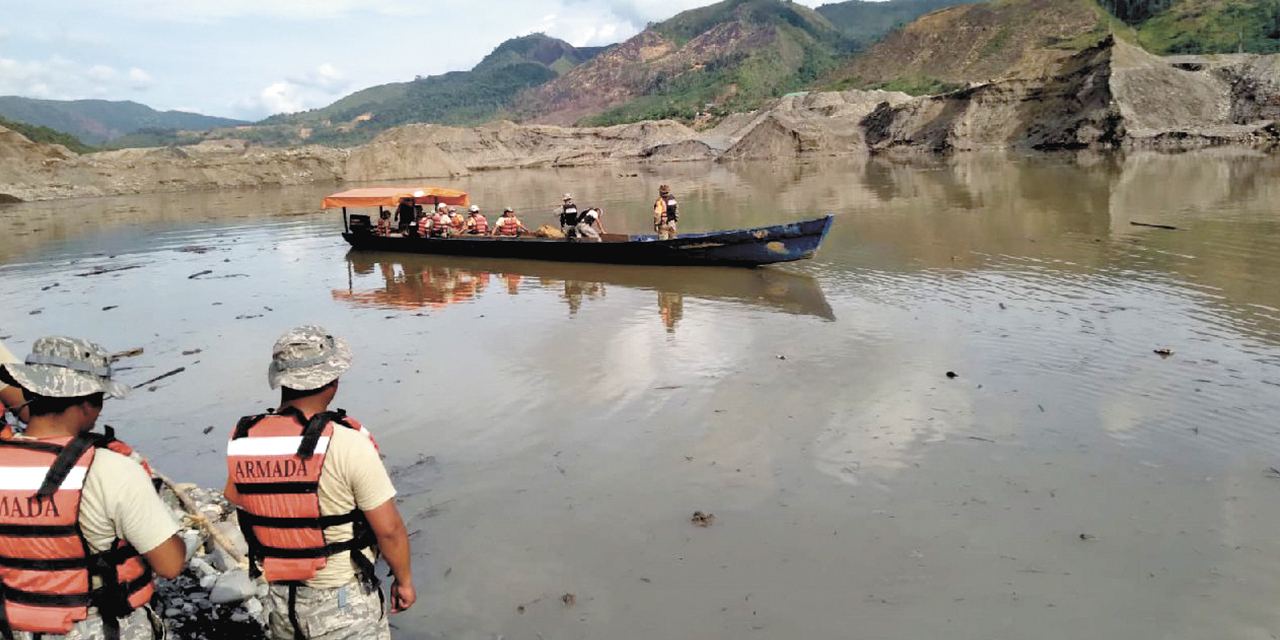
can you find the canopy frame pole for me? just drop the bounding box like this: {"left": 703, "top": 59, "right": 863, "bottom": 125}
{"left": 343, "top": 207, "right": 349, "bottom": 233}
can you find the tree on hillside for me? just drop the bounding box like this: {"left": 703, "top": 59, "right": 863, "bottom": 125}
{"left": 1098, "top": 0, "right": 1175, "bottom": 24}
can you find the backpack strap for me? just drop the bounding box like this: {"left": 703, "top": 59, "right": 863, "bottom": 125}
{"left": 36, "top": 432, "right": 95, "bottom": 499}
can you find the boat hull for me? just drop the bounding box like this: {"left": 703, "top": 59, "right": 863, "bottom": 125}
{"left": 341, "top": 216, "right": 833, "bottom": 267}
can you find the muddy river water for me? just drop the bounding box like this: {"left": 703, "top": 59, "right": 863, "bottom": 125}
{"left": 3, "top": 150, "right": 1280, "bottom": 639}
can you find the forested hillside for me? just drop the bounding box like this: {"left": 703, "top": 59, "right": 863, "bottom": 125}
{"left": 0, "top": 97, "right": 243, "bottom": 145}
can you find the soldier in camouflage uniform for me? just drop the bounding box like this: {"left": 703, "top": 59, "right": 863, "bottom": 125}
{"left": 225, "top": 326, "right": 415, "bottom": 640}
{"left": 0, "top": 337, "right": 187, "bottom": 640}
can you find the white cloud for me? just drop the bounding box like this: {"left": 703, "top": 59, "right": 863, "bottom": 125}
{"left": 105, "top": 0, "right": 465, "bottom": 22}
{"left": 88, "top": 65, "right": 117, "bottom": 81}
{"left": 288, "top": 63, "right": 346, "bottom": 91}
{"left": 0, "top": 56, "right": 154, "bottom": 101}
{"left": 127, "top": 68, "right": 153, "bottom": 90}
{"left": 232, "top": 64, "right": 354, "bottom": 119}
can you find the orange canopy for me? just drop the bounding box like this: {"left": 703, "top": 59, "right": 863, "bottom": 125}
{"left": 322, "top": 187, "right": 470, "bottom": 209}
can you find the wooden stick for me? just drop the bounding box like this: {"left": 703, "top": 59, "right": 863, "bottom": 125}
{"left": 1130, "top": 221, "right": 1178, "bottom": 230}
{"left": 110, "top": 347, "right": 144, "bottom": 360}
{"left": 151, "top": 466, "right": 248, "bottom": 568}
{"left": 137, "top": 367, "right": 185, "bottom": 387}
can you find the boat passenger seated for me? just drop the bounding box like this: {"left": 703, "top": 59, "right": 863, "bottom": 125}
{"left": 449, "top": 207, "right": 467, "bottom": 235}
{"left": 378, "top": 208, "right": 392, "bottom": 236}
{"left": 430, "top": 205, "right": 449, "bottom": 238}
{"left": 466, "top": 205, "right": 488, "bottom": 235}
{"left": 491, "top": 207, "right": 530, "bottom": 237}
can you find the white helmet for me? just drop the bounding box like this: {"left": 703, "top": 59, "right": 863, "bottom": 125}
{"left": 469, "top": 205, "right": 479, "bottom": 213}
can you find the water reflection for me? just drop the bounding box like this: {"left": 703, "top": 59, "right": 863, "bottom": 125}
{"left": 335, "top": 250, "right": 835, "bottom": 325}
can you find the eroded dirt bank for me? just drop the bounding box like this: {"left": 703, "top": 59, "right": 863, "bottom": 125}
{"left": 5, "top": 38, "right": 1280, "bottom": 202}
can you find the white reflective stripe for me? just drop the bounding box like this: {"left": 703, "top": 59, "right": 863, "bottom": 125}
{"left": 226, "top": 436, "right": 330, "bottom": 457}
{"left": 0, "top": 466, "right": 87, "bottom": 491}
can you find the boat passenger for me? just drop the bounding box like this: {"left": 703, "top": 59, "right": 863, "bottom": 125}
{"left": 417, "top": 206, "right": 431, "bottom": 238}
{"left": 0, "top": 337, "right": 186, "bottom": 640}
{"left": 491, "top": 207, "right": 529, "bottom": 237}
{"left": 574, "top": 207, "right": 605, "bottom": 241}
{"left": 466, "top": 205, "right": 489, "bottom": 235}
{"left": 396, "top": 197, "right": 415, "bottom": 235}
{"left": 654, "top": 184, "right": 678, "bottom": 240}
{"left": 431, "top": 205, "right": 449, "bottom": 238}
{"left": 224, "top": 326, "right": 416, "bottom": 640}
{"left": 450, "top": 207, "right": 467, "bottom": 235}
{"left": 559, "top": 194, "right": 579, "bottom": 237}
{"left": 377, "top": 208, "right": 391, "bottom": 236}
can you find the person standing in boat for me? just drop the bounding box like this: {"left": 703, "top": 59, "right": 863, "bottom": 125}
{"left": 558, "top": 194, "right": 580, "bottom": 237}
{"left": 224, "top": 326, "right": 416, "bottom": 640}
{"left": 574, "top": 207, "right": 605, "bottom": 241}
{"left": 395, "top": 197, "right": 415, "bottom": 236}
{"left": 465, "top": 205, "right": 489, "bottom": 235}
{"left": 491, "top": 207, "right": 530, "bottom": 237}
{"left": 653, "top": 184, "right": 678, "bottom": 240}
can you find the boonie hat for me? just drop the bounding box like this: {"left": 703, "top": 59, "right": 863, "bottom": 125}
{"left": 563, "top": 193, "right": 572, "bottom": 201}
{"left": 2, "top": 337, "right": 130, "bottom": 399}
{"left": 267, "top": 325, "right": 352, "bottom": 391}
{"left": 504, "top": 207, "right": 514, "bottom": 213}
{"left": 469, "top": 205, "right": 479, "bottom": 213}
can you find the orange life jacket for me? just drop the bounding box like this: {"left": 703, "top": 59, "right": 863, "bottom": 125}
{"left": 0, "top": 428, "right": 156, "bottom": 636}
{"left": 496, "top": 215, "right": 521, "bottom": 236}
{"left": 469, "top": 214, "right": 488, "bottom": 235}
{"left": 227, "top": 407, "right": 379, "bottom": 583}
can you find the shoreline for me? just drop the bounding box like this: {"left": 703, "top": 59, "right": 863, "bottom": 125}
{"left": 4, "top": 39, "right": 1280, "bottom": 204}
{"left": 155, "top": 482, "right": 268, "bottom": 639}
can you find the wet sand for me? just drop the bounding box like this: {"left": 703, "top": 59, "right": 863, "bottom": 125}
{"left": 3, "top": 151, "right": 1280, "bottom": 639}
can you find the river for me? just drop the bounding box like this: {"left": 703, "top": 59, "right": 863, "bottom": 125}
{"left": 2, "top": 150, "right": 1280, "bottom": 640}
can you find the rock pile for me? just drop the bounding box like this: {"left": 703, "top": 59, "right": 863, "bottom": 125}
{"left": 155, "top": 483, "right": 267, "bottom": 640}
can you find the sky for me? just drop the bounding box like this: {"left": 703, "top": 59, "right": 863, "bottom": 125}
{"left": 1, "top": 0, "right": 828, "bottom": 122}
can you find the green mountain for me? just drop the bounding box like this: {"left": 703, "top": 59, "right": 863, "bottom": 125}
{"left": 0, "top": 115, "right": 95, "bottom": 154}
{"left": 254, "top": 33, "right": 606, "bottom": 145}
{"left": 0, "top": 97, "right": 244, "bottom": 145}
{"left": 516, "top": 0, "right": 856, "bottom": 126}
{"left": 1107, "top": 0, "right": 1280, "bottom": 53}
{"left": 816, "top": 0, "right": 994, "bottom": 43}
{"left": 824, "top": 0, "right": 1112, "bottom": 94}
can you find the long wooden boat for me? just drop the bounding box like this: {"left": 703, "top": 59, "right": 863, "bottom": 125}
{"left": 324, "top": 187, "right": 833, "bottom": 268}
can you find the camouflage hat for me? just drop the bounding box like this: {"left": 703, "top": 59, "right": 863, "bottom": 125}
{"left": 2, "top": 337, "right": 130, "bottom": 399}
{"left": 267, "top": 325, "right": 352, "bottom": 391}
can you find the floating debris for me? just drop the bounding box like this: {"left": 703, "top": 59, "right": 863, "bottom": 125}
{"left": 1154, "top": 349, "right": 1174, "bottom": 358}
{"left": 137, "top": 367, "right": 186, "bottom": 387}
{"left": 76, "top": 265, "right": 144, "bottom": 277}
{"left": 946, "top": 371, "right": 958, "bottom": 379}
{"left": 691, "top": 511, "right": 715, "bottom": 527}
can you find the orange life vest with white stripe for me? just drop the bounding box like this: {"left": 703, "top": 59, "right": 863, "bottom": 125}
{"left": 0, "top": 429, "right": 156, "bottom": 635}
{"left": 496, "top": 215, "right": 520, "bottom": 236}
{"left": 227, "top": 407, "right": 379, "bottom": 583}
